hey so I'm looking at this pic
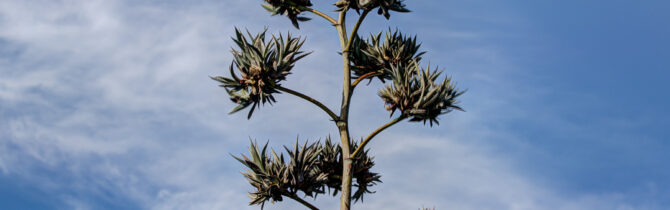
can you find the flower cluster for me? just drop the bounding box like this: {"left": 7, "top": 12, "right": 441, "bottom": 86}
{"left": 262, "top": 0, "right": 313, "bottom": 28}
{"left": 318, "top": 138, "right": 381, "bottom": 202}
{"left": 335, "top": 0, "right": 409, "bottom": 19}
{"left": 379, "top": 62, "right": 464, "bottom": 126}
{"left": 350, "top": 29, "right": 425, "bottom": 82}
{"left": 233, "top": 138, "right": 381, "bottom": 207}
{"left": 212, "top": 28, "right": 309, "bottom": 118}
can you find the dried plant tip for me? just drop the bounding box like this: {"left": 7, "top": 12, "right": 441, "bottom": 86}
{"left": 378, "top": 62, "right": 464, "bottom": 126}
{"left": 336, "top": 0, "right": 410, "bottom": 18}
{"left": 212, "top": 28, "right": 310, "bottom": 118}
{"left": 350, "top": 29, "right": 424, "bottom": 83}
{"left": 262, "top": 0, "right": 313, "bottom": 28}
{"left": 233, "top": 137, "right": 382, "bottom": 206}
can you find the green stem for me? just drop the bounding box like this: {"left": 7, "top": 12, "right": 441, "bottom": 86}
{"left": 337, "top": 12, "right": 349, "bottom": 50}
{"left": 351, "top": 115, "right": 408, "bottom": 158}
{"left": 276, "top": 86, "right": 339, "bottom": 122}
{"left": 284, "top": 2, "right": 337, "bottom": 26}
{"left": 351, "top": 71, "right": 380, "bottom": 90}
{"left": 287, "top": 194, "right": 320, "bottom": 210}
{"left": 345, "top": 10, "right": 370, "bottom": 51}
{"left": 335, "top": 9, "right": 354, "bottom": 210}
{"left": 306, "top": 8, "right": 338, "bottom": 25}
{"left": 345, "top": 10, "right": 373, "bottom": 110}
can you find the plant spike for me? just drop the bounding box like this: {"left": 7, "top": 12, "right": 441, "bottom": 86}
{"left": 232, "top": 137, "right": 382, "bottom": 209}
{"left": 212, "top": 28, "right": 310, "bottom": 118}
{"left": 262, "top": 0, "right": 313, "bottom": 28}
{"left": 335, "top": 0, "right": 410, "bottom": 19}
{"left": 379, "top": 62, "right": 464, "bottom": 126}
{"left": 350, "top": 29, "right": 425, "bottom": 83}
{"left": 217, "top": 1, "right": 465, "bottom": 209}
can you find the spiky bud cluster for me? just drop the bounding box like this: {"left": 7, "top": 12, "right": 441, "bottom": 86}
{"left": 212, "top": 28, "right": 309, "bottom": 118}
{"left": 233, "top": 138, "right": 381, "bottom": 207}
{"left": 262, "top": 0, "right": 313, "bottom": 28}
{"left": 335, "top": 0, "right": 409, "bottom": 19}
{"left": 319, "top": 138, "right": 381, "bottom": 202}
{"left": 350, "top": 29, "right": 425, "bottom": 82}
{"left": 379, "top": 62, "right": 464, "bottom": 126}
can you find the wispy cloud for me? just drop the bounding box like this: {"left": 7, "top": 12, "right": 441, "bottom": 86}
{"left": 0, "top": 0, "right": 664, "bottom": 210}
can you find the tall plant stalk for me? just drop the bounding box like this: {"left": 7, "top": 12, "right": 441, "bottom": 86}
{"left": 336, "top": 13, "right": 355, "bottom": 209}
{"left": 214, "top": 1, "right": 464, "bottom": 210}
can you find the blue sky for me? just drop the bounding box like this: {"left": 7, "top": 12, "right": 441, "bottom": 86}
{"left": 1, "top": 0, "right": 669, "bottom": 209}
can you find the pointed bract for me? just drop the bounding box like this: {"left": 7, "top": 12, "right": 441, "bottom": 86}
{"left": 335, "top": 0, "right": 409, "bottom": 19}
{"left": 212, "top": 28, "right": 310, "bottom": 118}
{"left": 379, "top": 62, "right": 464, "bottom": 126}
{"left": 262, "top": 0, "right": 313, "bottom": 28}
{"left": 350, "top": 29, "right": 424, "bottom": 83}
{"left": 233, "top": 137, "right": 382, "bottom": 206}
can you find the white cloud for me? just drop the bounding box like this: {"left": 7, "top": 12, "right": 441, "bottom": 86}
{"left": 352, "top": 133, "right": 641, "bottom": 210}
{"left": 0, "top": 0, "right": 660, "bottom": 210}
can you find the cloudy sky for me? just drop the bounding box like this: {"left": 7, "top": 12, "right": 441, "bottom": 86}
{"left": 1, "top": 0, "right": 669, "bottom": 209}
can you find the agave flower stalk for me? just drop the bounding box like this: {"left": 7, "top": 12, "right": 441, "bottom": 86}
{"left": 214, "top": 1, "right": 464, "bottom": 210}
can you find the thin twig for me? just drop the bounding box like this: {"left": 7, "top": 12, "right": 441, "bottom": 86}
{"left": 276, "top": 86, "right": 339, "bottom": 122}
{"left": 351, "top": 115, "right": 408, "bottom": 158}
{"left": 306, "top": 8, "right": 338, "bottom": 25}
{"left": 285, "top": 2, "right": 337, "bottom": 25}
{"left": 345, "top": 10, "right": 370, "bottom": 51}
{"left": 351, "top": 71, "right": 380, "bottom": 89}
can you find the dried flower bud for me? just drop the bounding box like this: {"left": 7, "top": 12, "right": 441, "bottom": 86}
{"left": 262, "top": 0, "right": 313, "bottom": 28}
{"left": 350, "top": 29, "right": 425, "bottom": 83}
{"left": 232, "top": 137, "right": 381, "bottom": 207}
{"left": 212, "top": 28, "right": 310, "bottom": 118}
{"left": 379, "top": 62, "right": 464, "bottom": 126}
{"left": 336, "top": 0, "right": 409, "bottom": 19}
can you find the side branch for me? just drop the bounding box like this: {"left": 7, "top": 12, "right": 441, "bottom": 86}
{"left": 287, "top": 194, "right": 320, "bottom": 210}
{"left": 306, "top": 8, "right": 338, "bottom": 25}
{"left": 351, "top": 71, "right": 381, "bottom": 89}
{"left": 285, "top": 2, "right": 337, "bottom": 25}
{"left": 276, "top": 85, "right": 339, "bottom": 121}
{"left": 351, "top": 115, "right": 408, "bottom": 158}
{"left": 345, "top": 10, "right": 370, "bottom": 51}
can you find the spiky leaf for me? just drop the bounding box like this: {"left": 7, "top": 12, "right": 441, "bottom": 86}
{"left": 234, "top": 137, "right": 382, "bottom": 206}
{"left": 379, "top": 62, "right": 464, "bottom": 126}
{"left": 262, "top": 0, "right": 313, "bottom": 28}
{"left": 350, "top": 29, "right": 425, "bottom": 83}
{"left": 335, "top": 0, "right": 409, "bottom": 19}
{"left": 212, "top": 28, "right": 310, "bottom": 118}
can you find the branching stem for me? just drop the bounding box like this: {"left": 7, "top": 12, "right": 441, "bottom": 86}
{"left": 335, "top": 9, "right": 355, "bottom": 210}
{"left": 351, "top": 115, "right": 408, "bottom": 158}
{"left": 351, "top": 71, "right": 381, "bottom": 89}
{"left": 284, "top": 2, "right": 338, "bottom": 26}
{"left": 306, "top": 8, "right": 338, "bottom": 25}
{"left": 276, "top": 86, "right": 339, "bottom": 122}
{"left": 345, "top": 10, "right": 370, "bottom": 51}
